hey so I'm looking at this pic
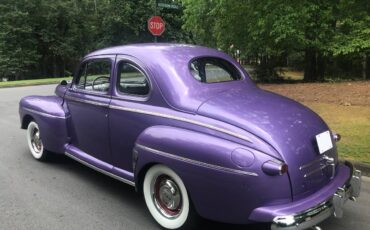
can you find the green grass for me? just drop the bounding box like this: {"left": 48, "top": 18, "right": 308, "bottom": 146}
{"left": 0, "top": 77, "right": 71, "bottom": 88}
{"left": 304, "top": 102, "right": 370, "bottom": 163}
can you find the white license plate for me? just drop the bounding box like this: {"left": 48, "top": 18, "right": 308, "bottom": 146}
{"left": 316, "top": 131, "right": 333, "bottom": 154}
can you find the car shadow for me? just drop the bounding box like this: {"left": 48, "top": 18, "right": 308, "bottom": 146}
{"left": 45, "top": 153, "right": 270, "bottom": 230}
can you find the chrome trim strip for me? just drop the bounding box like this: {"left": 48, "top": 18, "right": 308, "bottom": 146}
{"left": 111, "top": 95, "right": 149, "bottom": 102}
{"left": 64, "top": 151, "right": 135, "bottom": 187}
{"left": 110, "top": 105, "right": 252, "bottom": 143}
{"left": 23, "top": 107, "right": 67, "bottom": 119}
{"left": 64, "top": 95, "right": 252, "bottom": 143}
{"left": 65, "top": 95, "right": 109, "bottom": 107}
{"left": 271, "top": 200, "right": 333, "bottom": 230}
{"left": 135, "top": 144, "right": 258, "bottom": 177}
{"left": 299, "top": 158, "right": 322, "bottom": 170}
{"left": 303, "top": 165, "right": 327, "bottom": 178}
{"left": 69, "top": 88, "right": 112, "bottom": 98}
{"left": 300, "top": 155, "right": 336, "bottom": 178}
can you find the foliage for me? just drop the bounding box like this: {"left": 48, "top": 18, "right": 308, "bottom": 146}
{"left": 0, "top": 0, "right": 368, "bottom": 81}
{"left": 0, "top": 0, "right": 39, "bottom": 80}
{"left": 331, "top": 0, "right": 370, "bottom": 56}
{"left": 182, "top": 0, "right": 370, "bottom": 81}
{"left": 0, "top": 0, "right": 188, "bottom": 79}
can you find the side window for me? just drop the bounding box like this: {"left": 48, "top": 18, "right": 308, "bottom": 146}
{"left": 117, "top": 62, "right": 149, "bottom": 96}
{"left": 75, "top": 59, "right": 111, "bottom": 93}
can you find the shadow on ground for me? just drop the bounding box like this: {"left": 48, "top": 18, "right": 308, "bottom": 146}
{"left": 44, "top": 154, "right": 270, "bottom": 230}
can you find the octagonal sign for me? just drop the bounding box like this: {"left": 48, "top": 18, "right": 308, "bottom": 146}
{"left": 148, "top": 16, "right": 165, "bottom": 36}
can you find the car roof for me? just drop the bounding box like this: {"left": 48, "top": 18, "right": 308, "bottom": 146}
{"left": 85, "top": 43, "right": 254, "bottom": 113}
{"left": 86, "top": 43, "right": 201, "bottom": 57}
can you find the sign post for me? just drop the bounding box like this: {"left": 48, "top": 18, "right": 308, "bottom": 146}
{"left": 148, "top": 16, "right": 166, "bottom": 41}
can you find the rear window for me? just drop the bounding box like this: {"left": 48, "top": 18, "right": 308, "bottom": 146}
{"left": 189, "top": 57, "right": 241, "bottom": 83}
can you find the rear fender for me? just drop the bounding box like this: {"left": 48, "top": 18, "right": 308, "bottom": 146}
{"left": 133, "top": 125, "right": 292, "bottom": 224}
{"left": 19, "top": 95, "right": 69, "bottom": 153}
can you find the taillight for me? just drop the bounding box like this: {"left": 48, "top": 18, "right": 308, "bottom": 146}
{"left": 333, "top": 132, "right": 341, "bottom": 142}
{"left": 262, "top": 160, "right": 288, "bottom": 176}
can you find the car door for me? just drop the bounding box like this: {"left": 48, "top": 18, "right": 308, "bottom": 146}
{"left": 109, "top": 57, "right": 152, "bottom": 173}
{"left": 65, "top": 55, "right": 114, "bottom": 164}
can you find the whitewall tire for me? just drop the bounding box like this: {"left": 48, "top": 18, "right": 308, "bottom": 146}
{"left": 27, "top": 121, "right": 48, "bottom": 161}
{"left": 143, "top": 164, "right": 195, "bottom": 229}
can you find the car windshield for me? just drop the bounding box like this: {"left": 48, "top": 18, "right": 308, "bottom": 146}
{"left": 189, "top": 57, "right": 241, "bottom": 83}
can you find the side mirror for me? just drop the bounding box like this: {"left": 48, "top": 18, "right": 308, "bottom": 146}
{"left": 60, "top": 80, "right": 68, "bottom": 86}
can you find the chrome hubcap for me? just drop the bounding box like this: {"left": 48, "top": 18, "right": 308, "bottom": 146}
{"left": 153, "top": 175, "right": 182, "bottom": 218}
{"left": 31, "top": 128, "right": 42, "bottom": 153}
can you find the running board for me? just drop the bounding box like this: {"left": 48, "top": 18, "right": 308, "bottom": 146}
{"left": 65, "top": 151, "right": 135, "bottom": 187}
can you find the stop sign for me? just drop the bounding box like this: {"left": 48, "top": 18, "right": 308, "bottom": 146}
{"left": 148, "top": 16, "right": 165, "bottom": 36}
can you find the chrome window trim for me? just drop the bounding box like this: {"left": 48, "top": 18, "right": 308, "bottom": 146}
{"left": 73, "top": 57, "right": 113, "bottom": 94}
{"left": 188, "top": 56, "right": 245, "bottom": 83}
{"left": 115, "top": 61, "right": 151, "bottom": 98}
{"left": 112, "top": 56, "right": 153, "bottom": 102}
{"left": 65, "top": 151, "right": 135, "bottom": 187}
{"left": 23, "top": 107, "right": 67, "bottom": 119}
{"left": 109, "top": 105, "right": 252, "bottom": 143}
{"left": 136, "top": 144, "right": 258, "bottom": 177}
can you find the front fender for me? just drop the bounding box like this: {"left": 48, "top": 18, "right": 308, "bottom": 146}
{"left": 19, "top": 95, "right": 68, "bottom": 153}
{"left": 134, "top": 125, "right": 292, "bottom": 224}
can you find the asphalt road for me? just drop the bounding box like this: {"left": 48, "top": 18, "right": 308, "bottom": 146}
{"left": 0, "top": 84, "right": 369, "bottom": 230}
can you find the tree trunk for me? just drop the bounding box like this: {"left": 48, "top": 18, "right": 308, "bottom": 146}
{"left": 362, "top": 54, "right": 367, "bottom": 80}
{"left": 317, "top": 53, "right": 325, "bottom": 81}
{"left": 52, "top": 55, "right": 57, "bottom": 77}
{"left": 61, "top": 58, "right": 66, "bottom": 77}
{"left": 41, "top": 56, "right": 47, "bottom": 77}
{"left": 366, "top": 55, "right": 370, "bottom": 80}
{"left": 304, "top": 48, "right": 317, "bottom": 82}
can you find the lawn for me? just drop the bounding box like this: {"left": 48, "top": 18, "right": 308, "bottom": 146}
{"left": 261, "top": 81, "right": 370, "bottom": 163}
{"left": 304, "top": 103, "right": 370, "bottom": 163}
{"left": 0, "top": 77, "right": 70, "bottom": 88}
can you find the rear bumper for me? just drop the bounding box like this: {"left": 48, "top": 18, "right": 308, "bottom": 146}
{"left": 270, "top": 168, "right": 361, "bottom": 230}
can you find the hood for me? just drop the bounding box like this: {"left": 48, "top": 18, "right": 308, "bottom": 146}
{"left": 197, "top": 86, "right": 338, "bottom": 197}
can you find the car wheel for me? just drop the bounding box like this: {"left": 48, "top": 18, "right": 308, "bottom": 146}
{"left": 143, "top": 164, "right": 196, "bottom": 229}
{"left": 27, "top": 121, "right": 48, "bottom": 161}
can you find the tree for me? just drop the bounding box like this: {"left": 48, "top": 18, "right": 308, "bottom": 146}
{"left": 182, "top": 0, "right": 217, "bottom": 47}
{"left": 331, "top": 0, "right": 370, "bottom": 80}
{"left": 1, "top": 0, "right": 368, "bottom": 81}
{"left": 0, "top": 1, "right": 39, "bottom": 80}
{"left": 182, "top": 0, "right": 368, "bottom": 82}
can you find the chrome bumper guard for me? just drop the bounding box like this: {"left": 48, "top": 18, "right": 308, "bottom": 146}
{"left": 271, "top": 169, "right": 362, "bottom": 230}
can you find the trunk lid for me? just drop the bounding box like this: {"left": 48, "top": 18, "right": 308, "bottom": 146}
{"left": 197, "top": 86, "right": 338, "bottom": 198}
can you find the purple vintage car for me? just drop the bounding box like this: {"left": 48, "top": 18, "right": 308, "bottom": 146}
{"left": 19, "top": 44, "right": 361, "bottom": 229}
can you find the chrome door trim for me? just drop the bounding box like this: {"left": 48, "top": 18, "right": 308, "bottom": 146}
{"left": 64, "top": 95, "right": 109, "bottom": 107}
{"left": 64, "top": 95, "right": 253, "bottom": 143}
{"left": 110, "top": 105, "right": 252, "bottom": 143}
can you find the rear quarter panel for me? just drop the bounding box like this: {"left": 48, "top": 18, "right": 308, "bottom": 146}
{"left": 134, "top": 125, "right": 292, "bottom": 224}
